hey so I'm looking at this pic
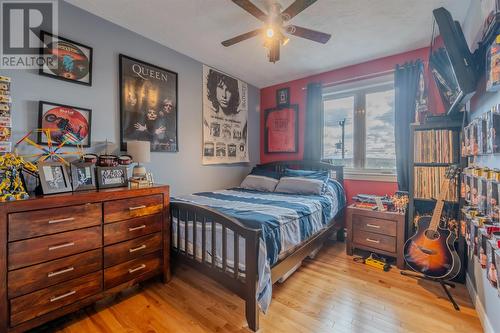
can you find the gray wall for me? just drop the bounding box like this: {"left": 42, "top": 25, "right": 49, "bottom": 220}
{"left": 463, "top": 1, "right": 500, "bottom": 332}
{"left": 0, "top": 0, "right": 260, "bottom": 196}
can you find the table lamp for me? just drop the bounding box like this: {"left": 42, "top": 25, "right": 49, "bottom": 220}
{"left": 127, "top": 140, "right": 151, "bottom": 178}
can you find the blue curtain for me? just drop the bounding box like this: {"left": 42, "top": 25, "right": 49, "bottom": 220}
{"left": 394, "top": 60, "right": 422, "bottom": 191}
{"left": 304, "top": 82, "right": 324, "bottom": 160}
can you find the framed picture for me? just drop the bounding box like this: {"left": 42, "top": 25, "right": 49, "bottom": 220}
{"left": 38, "top": 101, "right": 92, "bottom": 147}
{"left": 276, "top": 87, "right": 290, "bottom": 108}
{"left": 38, "top": 162, "right": 72, "bottom": 195}
{"left": 119, "top": 54, "right": 178, "bottom": 152}
{"left": 264, "top": 104, "right": 299, "bottom": 153}
{"left": 70, "top": 162, "right": 96, "bottom": 191}
{"left": 202, "top": 65, "right": 249, "bottom": 165}
{"left": 96, "top": 166, "right": 128, "bottom": 189}
{"left": 39, "top": 31, "right": 93, "bottom": 86}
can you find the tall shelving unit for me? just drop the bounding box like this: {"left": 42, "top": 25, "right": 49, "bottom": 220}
{"left": 408, "top": 118, "right": 466, "bottom": 281}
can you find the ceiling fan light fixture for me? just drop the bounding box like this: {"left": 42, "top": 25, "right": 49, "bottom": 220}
{"left": 282, "top": 37, "right": 290, "bottom": 46}
{"left": 266, "top": 27, "right": 275, "bottom": 38}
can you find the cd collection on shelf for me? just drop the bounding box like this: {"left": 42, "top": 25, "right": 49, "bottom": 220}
{"left": 414, "top": 166, "right": 458, "bottom": 202}
{"left": 462, "top": 106, "right": 500, "bottom": 156}
{"left": 414, "top": 129, "right": 458, "bottom": 163}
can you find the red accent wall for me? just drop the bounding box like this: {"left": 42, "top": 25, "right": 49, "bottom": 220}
{"left": 260, "top": 46, "right": 445, "bottom": 199}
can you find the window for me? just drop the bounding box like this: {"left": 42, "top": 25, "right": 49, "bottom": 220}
{"left": 323, "top": 75, "right": 396, "bottom": 176}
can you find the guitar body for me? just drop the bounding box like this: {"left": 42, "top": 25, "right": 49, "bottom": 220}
{"left": 404, "top": 216, "right": 461, "bottom": 280}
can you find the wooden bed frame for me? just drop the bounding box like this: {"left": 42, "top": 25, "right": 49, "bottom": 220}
{"left": 170, "top": 161, "right": 345, "bottom": 331}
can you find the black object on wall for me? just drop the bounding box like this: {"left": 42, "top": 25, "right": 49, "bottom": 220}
{"left": 394, "top": 60, "right": 422, "bottom": 191}
{"left": 304, "top": 82, "right": 323, "bottom": 160}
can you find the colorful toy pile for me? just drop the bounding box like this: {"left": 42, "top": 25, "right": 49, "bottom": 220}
{"left": 0, "top": 153, "right": 37, "bottom": 201}
{"left": 0, "top": 76, "right": 12, "bottom": 153}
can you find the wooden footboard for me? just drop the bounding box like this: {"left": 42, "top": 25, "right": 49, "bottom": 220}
{"left": 170, "top": 202, "right": 262, "bottom": 331}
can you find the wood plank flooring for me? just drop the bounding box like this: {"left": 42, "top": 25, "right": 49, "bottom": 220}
{"left": 31, "top": 241, "right": 483, "bottom": 333}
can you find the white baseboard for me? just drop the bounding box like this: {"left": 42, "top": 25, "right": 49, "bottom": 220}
{"left": 466, "top": 274, "right": 495, "bottom": 333}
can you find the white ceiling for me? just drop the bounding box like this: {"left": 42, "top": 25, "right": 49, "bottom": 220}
{"left": 66, "top": 0, "right": 472, "bottom": 88}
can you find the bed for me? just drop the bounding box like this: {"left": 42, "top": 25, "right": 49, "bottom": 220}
{"left": 170, "top": 161, "right": 346, "bottom": 331}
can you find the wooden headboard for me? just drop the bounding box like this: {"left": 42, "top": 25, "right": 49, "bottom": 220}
{"left": 258, "top": 160, "right": 344, "bottom": 185}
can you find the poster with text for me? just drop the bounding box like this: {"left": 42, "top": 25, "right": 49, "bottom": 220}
{"left": 202, "top": 65, "right": 248, "bottom": 164}
{"left": 120, "top": 54, "right": 178, "bottom": 152}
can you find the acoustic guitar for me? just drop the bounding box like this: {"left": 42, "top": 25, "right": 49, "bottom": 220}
{"left": 404, "top": 166, "right": 461, "bottom": 280}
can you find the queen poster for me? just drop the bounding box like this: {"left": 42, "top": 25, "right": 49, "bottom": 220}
{"left": 120, "top": 54, "right": 178, "bottom": 152}
{"left": 202, "top": 65, "right": 248, "bottom": 164}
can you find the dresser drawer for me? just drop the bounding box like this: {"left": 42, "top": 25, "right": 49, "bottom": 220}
{"left": 8, "top": 226, "right": 102, "bottom": 270}
{"left": 353, "top": 229, "right": 396, "bottom": 253}
{"left": 104, "top": 233, "right": 162, "bottom": 268}
{"left": 353, "top": 215, "right": 397, "bottom": 237}
{"left": 10, "top": 271, "right": 102, "bottom": 327}
{"left": 104, "top": 214, "right": 162, "bottom": 245}
{"left": 104, "top": 195, "right": 163, "bottom": 223}
{"left": 104, "top": 252, "right": 161, "bottom": 289}
{"left": 8, "top": 249, "right": 102, "bottom": 299}
{"left": 8, "top": 203, "right": 102, "bottom": 241}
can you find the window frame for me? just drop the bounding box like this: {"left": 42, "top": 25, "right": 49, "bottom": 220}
{"left": 322, "top": 74, "right": 396, "bottom": 181}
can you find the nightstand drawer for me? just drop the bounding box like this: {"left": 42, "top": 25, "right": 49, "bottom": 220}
{"left": 353, "top": 215, "right": 397, "bottom": 236}
{"left": 353, "top": 229, "right": 396, "bottom": 253}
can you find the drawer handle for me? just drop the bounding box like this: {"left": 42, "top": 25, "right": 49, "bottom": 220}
{"left": 48, "top": 242, "right": 75, "bottom": 251}
{"left": 129, "top": 224, "right": 146, "bottom": 232}
{"left": 129, "top": 244, "right": 147, "bottom": 253}
{"left": 366, "top": 223, "right": 381, "bottom": 229}
{"left": 48, "top": 217, "right": 75, "bottom": 224}
{"left": 366, "top": 238, "right": 380, "bottom": 244}
{"left": 129, "top": 205, "right": 146, "bottom": 211}
{"left": 50, "top": 290, "right": 76, "bottom": 302}
{"left": 48, "top": 266, "right": 75, "bottom": 278}
{"left": 128, "top": 264, "right": 146, "bottom": 274}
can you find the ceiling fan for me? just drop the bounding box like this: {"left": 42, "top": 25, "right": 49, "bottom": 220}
{"left": 222, "top": 0, "right": 331, "bottom": 63}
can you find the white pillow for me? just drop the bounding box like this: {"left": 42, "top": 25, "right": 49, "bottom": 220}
{"left": 274, "top": 177, "right": 324, "bottom": 195}
{"left": 240, "top": 175, "right": 279, "bottom": 192}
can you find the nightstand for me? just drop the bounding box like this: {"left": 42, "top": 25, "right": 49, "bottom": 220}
{"left": 346, "top": 204, "right": 406, "bottom": 269}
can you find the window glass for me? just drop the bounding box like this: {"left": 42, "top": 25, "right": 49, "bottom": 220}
{"left": 323, "top": 96, "right": 354, "bottom": 167}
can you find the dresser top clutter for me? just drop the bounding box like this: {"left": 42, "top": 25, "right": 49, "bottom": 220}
{"left": 0, "top": 185, "right": 170, "bottom": 333}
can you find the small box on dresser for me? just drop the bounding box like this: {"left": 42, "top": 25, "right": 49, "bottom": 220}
{"left": 0, "top": 185, "right": 170, "bottom": 333}
{"left": 346, "top": 204, "right": 406, "bottom": 269}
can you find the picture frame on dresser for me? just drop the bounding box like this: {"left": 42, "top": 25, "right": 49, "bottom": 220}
{"left": 70, "top": 161, "right": 96, "bottom": 191}
{"left": 38, "top": 161, "right": 72, "bottom": 195}
{"left": 96, "top": 166, "right": 128, "bottom": 189}
{"left": 39, "top": 31, "right": 93, "bottom": 86}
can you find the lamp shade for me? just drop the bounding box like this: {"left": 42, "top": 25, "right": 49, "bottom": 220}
{"left": 127, "top": 140, "right": 151, "bottom": 163}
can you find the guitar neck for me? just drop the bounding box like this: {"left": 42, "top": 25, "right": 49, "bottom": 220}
{"left": 429, "top": 179, "right": 450, "bottom": 231}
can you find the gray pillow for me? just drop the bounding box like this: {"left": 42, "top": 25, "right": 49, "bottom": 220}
{"left": 274, "top": 177, "right": 324, "bottom": 195}
{"left": 240, "top": 175, "right": 279, "bottom": 192}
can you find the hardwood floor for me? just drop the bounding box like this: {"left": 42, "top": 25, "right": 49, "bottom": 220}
{"left": 32, "top": 241, "right": 483, "bottom": 333}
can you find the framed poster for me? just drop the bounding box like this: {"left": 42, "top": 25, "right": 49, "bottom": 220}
{"left": 119, "top": 54, "right": 178, "bottom": 152}
{"left": 264, "top": 105, "right": 298, "bottom": 153}
{"left": 276, "top": 87, "right": 290, "bottom": 108}
{"left": 39, "top": 31, "right": 93, "bottom": 86}
{"left": 202, "top": 65, "right": 248, "bottom": 165}
{"left": 38, "top": 101, "right": 92, "bottom": 147}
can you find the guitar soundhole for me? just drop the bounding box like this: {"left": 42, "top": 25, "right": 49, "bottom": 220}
{"left": 424, "top": 230, "right": 440, "bottom": 240}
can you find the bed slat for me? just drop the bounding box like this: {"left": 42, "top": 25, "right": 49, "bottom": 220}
{"left": 193, "top": 213, "right": 197, "bottom": 260}
{"left": 184, "top": 210, "right": 189, "bottom": 255}
{"left": 202, "top": 217, "right": 206, "bottom": 264}
{"left": 234, "top": 233, "right": 239, "bottom": 279}
{"left": 211, "top": 220, "right": 216, "bottom": 268}
{"left": 176, "top": 207, "right": 180, "bottom": 253}
{"left": 222, "top": 226, "right": 227, "bottom": 273}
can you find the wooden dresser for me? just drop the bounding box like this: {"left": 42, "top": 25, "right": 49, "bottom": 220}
{"left": 0, "top": 185, "right": 170, "bottom": 332}
{"left": 346, "top": 204, "right": 405, "bottom": 269}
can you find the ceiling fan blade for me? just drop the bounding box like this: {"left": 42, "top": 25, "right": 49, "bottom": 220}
{"left": 281, "top": 0, "right": 318, "bottom": 21}
{"left": 231, "top": 0, "right": 267, "bottom": 21}
{"left": 222, "top": 29, "right": 262, "bottom": 47}
{"left": 285, "top": 25, "right": 331, "bottom": 44}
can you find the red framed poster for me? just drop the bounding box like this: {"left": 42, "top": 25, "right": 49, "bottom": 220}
{"left": 264, "top": 105, "right": 298, "bottom": 153}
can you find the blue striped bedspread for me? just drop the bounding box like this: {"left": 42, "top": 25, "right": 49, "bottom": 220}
{"left": 172, "top": 180, "right": 345, "bottom": 313}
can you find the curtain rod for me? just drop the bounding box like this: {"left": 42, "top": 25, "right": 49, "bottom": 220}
{"left": 300, "top": 59, "right": 429, "bottom": 90}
